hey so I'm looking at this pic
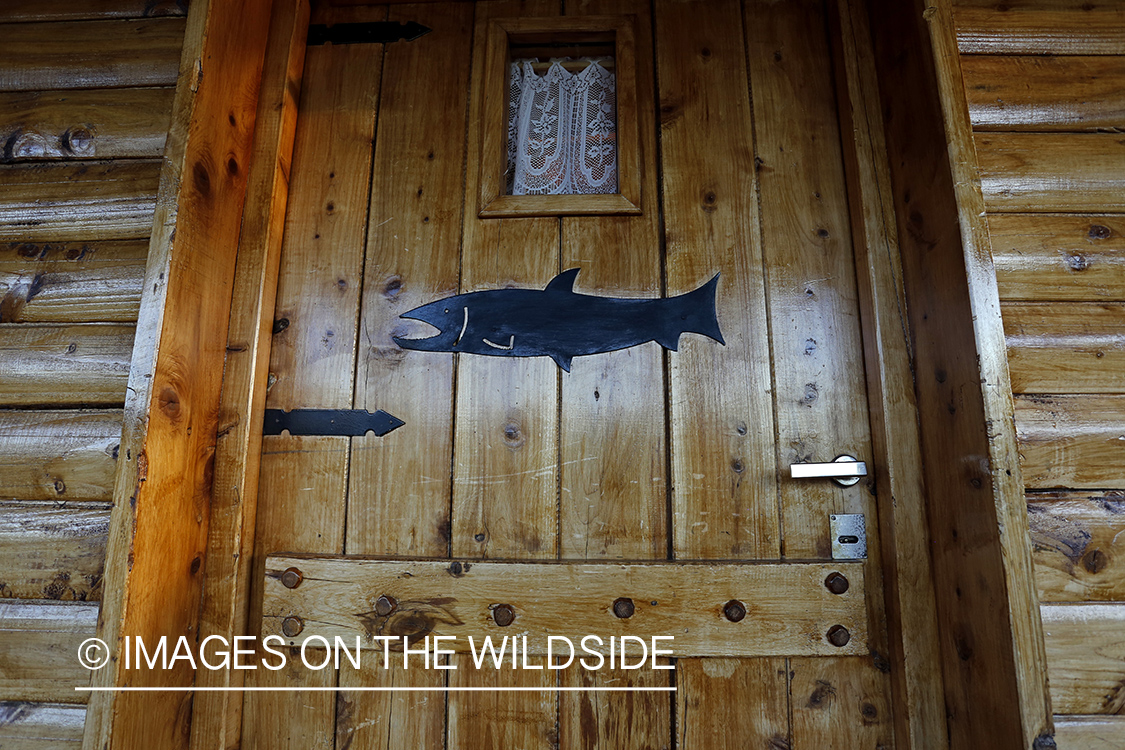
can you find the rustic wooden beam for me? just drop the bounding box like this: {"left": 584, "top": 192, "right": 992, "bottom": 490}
{"left": 0, "top": 501, "right": 110, "bottom": 602}
{"left": 263, "top": 557, "right": 870, "bottom": 657}
{"left": 1004, "top": 303, "right": 1125, "bottom": 394}
{"left": 865, "top": 0, "right": 1051, "bottom": 745}
{"left": 829, "top": 0, "right": 948, "bottom": 745}
{"left": 953, "top": 0, "right": 1125, "bottom": 55}
{"left": 0, "top": 324, "right": 133, "bottom": 407}
{"left": 1041, "top": 603, "right": 1125, "bottom": 715}
{"left": 1028, "top": 491, "right": 1125, "bottom": 602}
{"left": 0, "top": 410, "right": 121, "bottom": 502}
{"left": 1015, "top": 395, "right": 1125, "bottom": 489}
{"left": 0, "top": 701, "right": 86, "bottom": 747}
{"left": 0, "top": 1, "right": 187, "bottom": 23}
{"left": 80, "top": 0, "right": 273, "bottom": 747}
{"left": 0, "top": 601, "right": 98, "bottom": 703}
{"left": 186, "top": 2, "right": 308, "bottom": 748}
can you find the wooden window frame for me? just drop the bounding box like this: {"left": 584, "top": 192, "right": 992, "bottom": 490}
{"left": 477, "top": 16, "right": 642, "bottom": 218}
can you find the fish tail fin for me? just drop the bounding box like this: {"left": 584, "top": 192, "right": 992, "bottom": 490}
{"left": 671, "top": 273, "right": 724, "bottom": 346}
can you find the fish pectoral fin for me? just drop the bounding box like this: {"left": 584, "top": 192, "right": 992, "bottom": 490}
{"left": 482, "top": 335, "right": 514, "bottom": 351}
{"left": 549, "top": 352, "right": 573, "bottom": 372}
{"left": 544, "top": 268, "right": 580, "bottom": 294}
{"left": 656, "top": 331, "right": 681, "bottom": 351}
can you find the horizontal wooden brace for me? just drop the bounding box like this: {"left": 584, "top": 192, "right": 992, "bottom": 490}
{"left": 263, "top": 557, "right": 868, "bottom": 658}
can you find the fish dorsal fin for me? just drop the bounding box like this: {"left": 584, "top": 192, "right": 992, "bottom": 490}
{"left": 545, "top": 268, "right": 580, "bottom": 294}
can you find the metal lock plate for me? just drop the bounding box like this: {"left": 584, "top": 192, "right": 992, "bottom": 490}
{"left": 830, "top": 514, "right": 867, "bottom": 560}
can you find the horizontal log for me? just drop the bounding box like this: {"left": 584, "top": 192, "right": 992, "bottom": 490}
{"left": 0, "top": 324, "right": 133, "bottom": 407}
{"left": 1053, "top": 715, "right": 1125, "bottom": 749}
{"left": 0, "top": 19, "right": 185, "bottom": 93}
{"left": 962, "top": 56, "right": 1125, "bottom": 132}
{"left": 0, "top": 501, "right": 110, "bottom": 601}
{"left": 0, "top": 702, "right": 85, "bottom": 748}
{"left": 264, "top": 557, "right": 869, "bottom": 658}
{"left": 955, "top": 2, "right": 1125, "bottom": 55}
{"left": 0, "top": 1, "right": 186, "bottom": 23}
{"left": 1004, "top": 302, "right": 1125, "bottom": 393}
{"left": 0, "top": 410, "right": 121, "bottom": 501}
{"left": 0, "top": 88, "right": 173, "bottom": 162}
{"left": 0, "top": 600, "right": 97, "bottom": 703}
{"left": 1041, "top": 603, "right": 1125, "bottom": 715}
{"left": 990, "top": 214, "right": 1125, "bottom": 302}
{"left": 0, "top": 240, "right": 147, "bottom": 323}
{"left": 1028, "top": 491, "right": 1125, "bottom": 602}
{"left": 1015, "top": 395, "right": 1125, "bottom": 489}
{"left": 976, "top": 133, "right": 1125, "bottom": 213}
{"left": 0, "top": 160, "right": 160, "bottom": 241}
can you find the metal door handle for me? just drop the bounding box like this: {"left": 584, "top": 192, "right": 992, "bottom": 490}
{"left": 789, "top": 455, "right": 867, "bottom": 487}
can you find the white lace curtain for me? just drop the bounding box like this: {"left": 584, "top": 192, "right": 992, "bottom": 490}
{"left": 506, "top": 58, "right": 618, "bottom": 195}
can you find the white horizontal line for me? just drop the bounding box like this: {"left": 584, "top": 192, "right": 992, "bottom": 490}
{"left": 77, "top": 686, "right": 676, "bottom": 693}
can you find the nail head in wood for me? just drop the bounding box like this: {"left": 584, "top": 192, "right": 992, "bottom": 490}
{"left": 613, "top": 597, "right": 635, "bottom": 619}
{"left": 492, "top": 603, "right": 515, "bottom": 627}
{"left": 374, "top": 595, "right": 397, "bottom": 617}
{"left": 280, "top": 567, "right": 303, "bottom": 589}
{"left": 723, "top": 599, "right": 747, "bottom": 622}
{"left": 281, "top": 616, "right": 304, "bottom": 638}
{"left": 826, "top": 624, "right": 851, "bottom": 647}
{"left": 824, "top": 572, "right": 849, "bottom": 595}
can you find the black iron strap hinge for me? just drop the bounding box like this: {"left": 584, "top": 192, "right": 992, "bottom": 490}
{"left": 263, "top": 409, "right": 405, "bottom": 437}
{"left": 307, "top": 21, "right": 432, "bottom": 46}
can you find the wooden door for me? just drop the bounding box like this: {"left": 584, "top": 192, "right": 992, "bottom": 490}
{"left": 243, "top": 0, "right": 896, "bottom": 747}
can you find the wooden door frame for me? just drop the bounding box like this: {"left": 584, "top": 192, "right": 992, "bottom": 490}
{"left": 86, "top": 0, "right": 1049, "bottom": 748}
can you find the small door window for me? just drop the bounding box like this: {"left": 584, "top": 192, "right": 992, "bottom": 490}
{"left": 478, "top": 16, "right": 642, "bottom": 217}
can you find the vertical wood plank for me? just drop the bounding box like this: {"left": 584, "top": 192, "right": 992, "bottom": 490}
{"left": 240, "top": 26, "right": 385, "bottom": 750}
{"left": 557, "top": 2, "right": 671, "bottom": 748}
{"left": 189, "top": 2, "right": 310, "bottom": 748}
{"left": 448, "top": 2, "right": 560, "bottom": 747}
{"left": 743, "top": 1, "right": 893, "bottom": 746}
{"left": 81, "top": 0, "right": 272, "bottom": 746}
{"left": 654, "top": 1, "right": 786, "bottom": 748}
{"left": 335, "top": 4, "right": 473, "bottom": 748}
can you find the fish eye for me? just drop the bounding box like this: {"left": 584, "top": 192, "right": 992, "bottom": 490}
{"left": 444, "top": 308, "right": 449, "bottom": 313}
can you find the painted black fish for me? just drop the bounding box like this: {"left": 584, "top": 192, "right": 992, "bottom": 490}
{"left": 392, "top": 268, "right": 724, "bottom": 371}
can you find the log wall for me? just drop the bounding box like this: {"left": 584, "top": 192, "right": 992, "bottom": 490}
{"left": 953, "top": 1, "right": 1125, "bottom": 746}
{"left": 0, "top": 1, "right": 186, "bottom": 745}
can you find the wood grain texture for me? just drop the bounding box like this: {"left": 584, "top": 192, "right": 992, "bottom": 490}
{"left": 0, "top": 324, "right": 133, "bottom": 407}
{"left": 656, "top": 0, "right": 775, "bottom": 561}
{"left": 0, "top": 702, "right": 85, "bottom": 749}
{"left": 0, "top": 88, "right": 174, "bottom": 162}
{"left": 1028, "top": 491, "right": 1125, "bottom": 602}
{"left": 82, "top": 0, "right": 271, "bottom": 746}
{"left": 990, "top": 214, "right": 1125, "bottom": 302}
{"left": 962, "top": 55, "right": 1125, "bottom": 132}
{"left": 1053, "top": 715, "right": 1125, "bottom": 748}
{"left": 1041, "top": 603, "right": 1125, "bottom": 715}
{"left": 789, "top": 656, "right": 892, "bottom": 748}
{"left": 560, "top": 0, "right": 665, "bottom": 563}
{"left": 976, "top": 133, "right": 1125, "bottom": 213}
{"left": 0, "top": 410, "right": 121, "bottom": 502}
{"left": 1004, "top": 303, "right": 1125, "bottom": 393}
{"left": 869, "top": 0, "right": 1050, "bottom": 744}
{"left": 0, "top": 161, "right": 160, "bottom": 242}
{"left": 0, "top": 501, "right": 109, "bottom": 601}
{"left": 240, "top": 27, "right": 384, "bottom": 750}
{"left": 676, "top": 659, "right": 788, "bottom": 749}
{"left": 1015, "top": 394, "right": 1125, "bottom": 489}
{"left": 0, "top": 19, "right": 185, "bottom": 92}
{"left": 0, "top": 600, "right": 97, "bottom": 703}
{"left": 188, "top": 3, "right": 308, "bottom": 749}
{"left": 263, "top": 557, "right": 869, "bottom": 657}
{"left": 333, "top": 5, "right": 470, "bottom": 746}
{"left": 449, "top": 4, "right": 560, "bottom": 745}
{"left": 0, "top": 240, "right": 147, "bottom": 323}
{"left": 954, "top": 1, "right": 1125, "bottom": 55}
{"left": 0, "top": 1, "right": 186, "bottom": 23}
{"left": 655, "top": 2, "right": 783, "bottom": 747}
{"left": 746, "top": 3, "right": 892, "bottom": 746}
{"left": 830, "top": 0, "right": 949, "bottom": 744}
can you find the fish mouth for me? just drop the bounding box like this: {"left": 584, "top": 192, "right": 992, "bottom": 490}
{"left": 392, "top": 315, "right": 448, "bottom": 351}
